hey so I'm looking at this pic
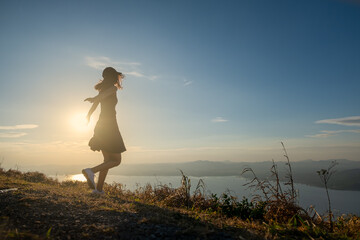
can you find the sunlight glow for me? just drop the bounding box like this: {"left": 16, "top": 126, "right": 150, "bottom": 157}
{"left": 69, "top": 112, "right": 92, "bottom": 132}
{"left": 68, "top": 174, "right": 86, "bottom": 182}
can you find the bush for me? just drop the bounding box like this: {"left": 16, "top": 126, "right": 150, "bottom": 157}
{"left": 23, "top": 171, "right": 49, "bottom": 183}
{"left": 214, "top": 193, "right": 265, "bottom": 220}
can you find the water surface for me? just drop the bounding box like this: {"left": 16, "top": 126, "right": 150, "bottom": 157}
{"left": 51, "top": 174, "right": 360, "bottom": 216}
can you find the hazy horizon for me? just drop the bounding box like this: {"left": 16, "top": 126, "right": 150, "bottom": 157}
{"left": 2, "top": 157, "right": 360, "bottom": 169}
{"left": 1, "top": 0, "right": 360, "bottom": 168}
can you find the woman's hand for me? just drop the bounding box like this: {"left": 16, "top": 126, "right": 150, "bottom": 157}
{"left": 84, "top": 97, "right": 96, "bottom": 103}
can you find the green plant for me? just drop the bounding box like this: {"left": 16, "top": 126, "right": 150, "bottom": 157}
{"left": 217, "top": 192, "right": 265, "bottom": 220}
{"left": 46, "top": 227, "right": 52, "bottom": 239}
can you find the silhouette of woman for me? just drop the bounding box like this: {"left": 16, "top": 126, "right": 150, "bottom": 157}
{"left": 82, "top": 67, "right": 126, "bottom": 194}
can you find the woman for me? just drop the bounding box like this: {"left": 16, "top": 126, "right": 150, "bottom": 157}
{"left": 82, "top": 67, "right": 126, "bottom": 194}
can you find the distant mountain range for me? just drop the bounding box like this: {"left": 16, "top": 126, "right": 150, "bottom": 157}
{"left": 20, "top": 159, "right": 360, "bottom": 191}
{"left": 113, "top": 159, "right": 360, "bottom": 191}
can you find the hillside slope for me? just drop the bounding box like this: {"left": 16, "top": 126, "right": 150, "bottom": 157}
{"left": 0, "top": 169, "right": 262, "bottom": 240}
{"left": 1, "top": 168, "right": 359, "bottom": 240}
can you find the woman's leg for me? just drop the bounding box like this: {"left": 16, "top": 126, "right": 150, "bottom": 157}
{"left": 91, "top": 151, "right": 121, "bottom": 191}
{"left": 97, "top": 168, "right": 109, "bottom": 192}
{"left": 91, "top": 151, "right": 121, "bottom": 173}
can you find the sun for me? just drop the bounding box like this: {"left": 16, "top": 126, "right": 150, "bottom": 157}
{"left": 69, "top": 112, "right": 93, "bottom": 132}
{"left": 67, "top": 174, "right": 86, "bottom": 182}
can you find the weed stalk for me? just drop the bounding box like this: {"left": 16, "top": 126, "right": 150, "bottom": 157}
{"left": 317, "top": 160, "right": 338, "bottom": 232}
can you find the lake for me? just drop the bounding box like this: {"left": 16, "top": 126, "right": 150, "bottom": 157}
{"left": 50, "top": 174, "right": 360, "bottom": 216}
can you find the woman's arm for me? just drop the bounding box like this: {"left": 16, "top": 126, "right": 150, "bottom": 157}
{"left": 86, "top": 101, "right": 99, "bottom": 124}
{"left": 84, "top": 86, "right": 117, "bottom": 103}
{"left": 84, "top": 86, "right": 117, "bottom": 123}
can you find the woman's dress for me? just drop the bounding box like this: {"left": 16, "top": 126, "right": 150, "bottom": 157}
{"left": 88, "top": 89, "right": 126, "bottom": 153}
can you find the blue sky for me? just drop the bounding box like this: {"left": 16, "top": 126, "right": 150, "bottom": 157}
{"left": 0, "top": 0, "right": 359, "bottom": 167}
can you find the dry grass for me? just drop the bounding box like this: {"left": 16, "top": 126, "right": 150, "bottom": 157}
{"left": 103, "top": 166, "right": 359, "bottom": 239}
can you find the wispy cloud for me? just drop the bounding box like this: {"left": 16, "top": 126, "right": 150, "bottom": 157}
{"left": 85, "top": 56, "right": 140, "bottom": 70}
{"left": 0, "top": 124, "right": 38, "bottom": 130}
{"left": 316, "top": 116, "right": 360, "bottom": 127}
{"left": 307, "top": 129, "right": 360, "bottom": 138}
{"left": 212, "top": 117, "right": 228, "bottom": 123}
{"left": 85, "top": 56, "right": 158, "bottom": 80}
{"left": 0, "top": 132, "right": 27, "bottom": 138}
{"left": 0, "top": 124, "right": 38, "bottom": 138}
{"left": 183, "top": 79, "right": 193, "bottom": 86}
{"left": 124, "top": 71, "right": 158, "bottom": 80}
{"left": 310, "top": 116, "right": 360, "bottom": 137}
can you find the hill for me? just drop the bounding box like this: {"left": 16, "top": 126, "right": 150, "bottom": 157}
{"left": 1, "top": 167, "right": 359, "bottom": 239}
{"left": 0, "top": 169, "right": 258, "bottom": 240}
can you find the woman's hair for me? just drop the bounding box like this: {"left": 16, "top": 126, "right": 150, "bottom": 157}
{"left": 94, "top": 67, "right": 124, "bottom": 91}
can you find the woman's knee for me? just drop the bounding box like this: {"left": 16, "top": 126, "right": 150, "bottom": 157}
{"left": 111, "top": 154, "right": 121, "bottom": 166}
